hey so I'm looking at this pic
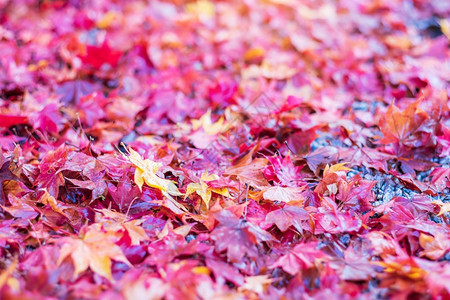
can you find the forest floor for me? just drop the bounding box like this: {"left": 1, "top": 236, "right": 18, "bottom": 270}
{"left": 0, "top": 0, "right": 449, "bottom": 299}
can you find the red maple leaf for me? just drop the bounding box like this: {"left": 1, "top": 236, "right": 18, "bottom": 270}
{"left": 211, "top": 210, "right": 274, "bottom": 262}
{"left": 336, "top": 174, "right": 375, "bottom": 211}
{"left": 271, "top": 242, "right": 328, "bottom": 275}
{"left": 80, "top": 41, "right": 122, "bottom": 69}
{"left": 264, "top": 154, "right": 305, "bottom": 187}
{"left": 429, "top": 167, "right": 450, "bottom": 192}
{"left": 265, "top": 204, "right": 309, "bottom": 232}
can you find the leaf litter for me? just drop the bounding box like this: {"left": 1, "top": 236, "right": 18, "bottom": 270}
{"left": 0, "top": 0, "right": 449, "bottom": 299}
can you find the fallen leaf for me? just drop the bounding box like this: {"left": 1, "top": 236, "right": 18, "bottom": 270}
{"left": 419, "top": 232, "right": 450, "bottom": 260}
{"left": 271, "top": 242, "right": 327, "bottom": 275}
{"left": 211, "top": 210, "right": 274, "bottom": 262}
{"left": 379, "top": 100, "right": 429, "bottom": 147}
{"left": 185, "top": 171, "right": 230, "bottom": 209}
{"left": 263, "top": 186, "right": 304, "bottom": 204}
{"left": 57, "top": 226, "right": 131, "bottom": 281}
{"left": 265, "top": 204, "right": 309, "bottom": 232}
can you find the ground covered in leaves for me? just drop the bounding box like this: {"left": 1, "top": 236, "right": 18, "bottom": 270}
{"left": 0, "top": 0, "right": 449, "bottom": 299}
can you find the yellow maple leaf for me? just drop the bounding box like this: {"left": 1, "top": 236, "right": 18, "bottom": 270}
{"left": 324, "top": 162, "right": 351, "bottom": 176}
{"left": 191, "top": 110, "right": 225, "bottom": 135}
{"left": 57, "top": 226, "right": 131, "bottom": 281}
{"left": 185, "top": 172, "right": 230, "bottom": 209}
{"left": 125, "top": 148, "right": 182, "bottom": 196}
{"left": 433, "top": 200, "right": 450, "bottom": 217}
{"left": 124, "top": 147, "right": 187, "bottom": 212}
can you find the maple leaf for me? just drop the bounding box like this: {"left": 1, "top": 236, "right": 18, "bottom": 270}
{"left": 191, "top": 110, "right": 225, "bottom": 135}
{"left": 432, "top": 200, "right": 450, "bottom": 217}
{"left": 393, "top": 195, "right": 434, "bottom": 215}
{"left": 339, "top": 147, "right": 393, "bottom": 172}
{"left": 244, "top": 47, "right": 265, "bottom": 62}
{"left": 379, "top": 100, "right": 429, "bottom": 148}
{"left": 436, "top": 125, "right": 450, "bottom": 157}
{"left": 224, "top": 146, "right": 269, "bottom": 188}
{"left": 324, "top": 163, "right": 352, "bottom": 177}
{"left": 125, "top": 147, "right": 181, "bottom": 196}
{"left": 265, "top": 204, "right": 309, "bottom": 232}
{"left": 314, "top": 163, "right": 351, "bottom": 196}
{"left": 426, "top": 264, "right": 450, "bottom": 296}
{"left": 303, "top": 146, "right": 339, "bottom": 174}
{"left": 94, "top": 209, "right": 149, "bottom": 246}
{"left": 124, "top": 147, "right": 186, "bottom": 212}
{"left": 429, "top": 167, "right": 450, "bottom": 192}
{"left": 59, "top": 151, "right": 107, "bottom": 199}
{"left": 55, "top": 79, "right": 101, "bottom": 105}
{"left": 243, "top": 62, "right": 297, "bottom": 80}
{"left": 120, "top": 272, "right": 167, "bottom": 300}
{"left": 189, "top": 110, "right": 228, "bottom": 148}
{"left": 96, "top": 11, "right": 119, "bottom": 29}
{"left": 330, "top": 246, "right": 376, "bottom": 281}
{"left": 336, "top": 174, "right": 375, "bottom": 210}
{"left": 419, "top": 232, "right": 450, "bottom": 260}
{"left": 378, "top": 204, "right": 417, "bottom": 235}
{"left": 35, "top": 146, "right": 68, "bottom": 198}
{"left": 1, "top": 194, "right": 39, "bottom": 220}
{"left": 263, "top": 186, "right": 304, "bottom": 204}
{"left": 264, "top": 154, "right": 305, "bottom": 187}
{"left": 57, "top": 225, "right": 131, "bottom": 281}
{"left": 185, "top": 171, "right": 230, "bottom": 209}
{"left": 271, "top": 242, "right": 328, "bottom": 275}
{"left": 211, "top": 210, "right": 274, "bottom": 262}
{"left": 38, "top": 189, "right": 68, "bottom": 217}
{"left": 314, "top": 210, "right": 362, "bottom": 234}
{"left": 0, "top": 160, "right": 18, "bottom": 205}
{"left": 108, "top": 178, "right": 141, "bottom": 211}
{"left": 364, "top": 231, "right": 402, "bottom": 258}
{"left": 146, "top": 226, "right": 210, "bottom": 268}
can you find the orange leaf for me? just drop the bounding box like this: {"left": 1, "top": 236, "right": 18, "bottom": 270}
{"left": 39, "top": 189, "right": 67, "bottom": 217}
{"left": 419, "top": 232, "right": 450, "bottom": 260}
{"left": 379, "top": 100, "right": 428, "bottom": 145}
{"left": 225, "top": 144, "right": 269, "bottom": 188}
{"left": 57, "top": 226, "right": 131, "bottom": 281}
